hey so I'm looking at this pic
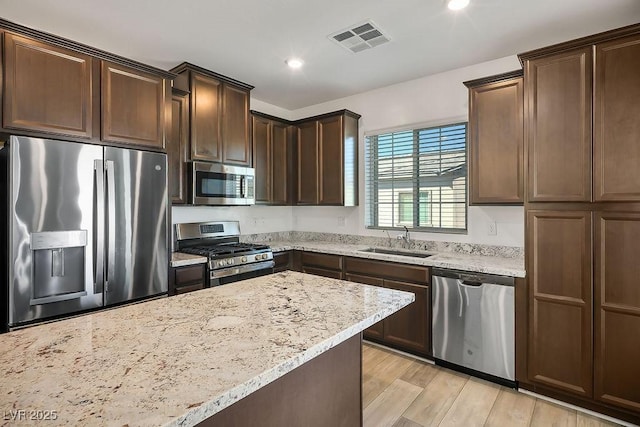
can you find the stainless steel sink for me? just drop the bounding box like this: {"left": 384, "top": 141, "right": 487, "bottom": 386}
{"left": 358, "top": 247, "right": 433, "bottom": 258}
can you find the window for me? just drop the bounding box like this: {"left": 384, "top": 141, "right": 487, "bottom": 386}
{"left": 364, "top": 122, "right": 467, "bottom": 232}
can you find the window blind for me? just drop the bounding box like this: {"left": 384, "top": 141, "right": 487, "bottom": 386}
{"left": 364, "top": 122, "right": 467, "bottom": 232}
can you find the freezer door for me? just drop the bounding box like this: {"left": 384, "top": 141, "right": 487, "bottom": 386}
{"left": 8, "top": 136, "right": 104, "bottom": 326}
{"left": 104, "top": 147, "right": 168, "bottom": 305}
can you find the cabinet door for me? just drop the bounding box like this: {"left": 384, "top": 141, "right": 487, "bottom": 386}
{"left": 271, "top": 122, "right": 290, "bottom": 205}
{"left": 594, "top": 35, "right": 640, "bottom": 201}
{"left": 526, "top": 210, "right": 593, "bottom": 397}
{"left": 594, "top": 212, "right": 640, "bottom": 411}
{"left": 252, "top": 115, "right": 271, "bottom": 203}
{"left": 101, "top": 61, "right": 165, "bottom": 148}
{"left": 168, "top": 92, "right": 189, "bottom": 204}
{"left": 319, "top": 115, "right": 344, "bottom": 205}
{"left": 382, "top": 280, "right": 430, "bottom": 356}
{"left": 3, "top": 33, "right": 93, "bottom": 138}
{"left": 273, "top": 251, "right": 292, "bottom": 273}
{"left": 190, "top": 73, "right": 222, "bottom": 161}
{"left": 469, "top": 77, "right": 523, "bottom": 204}
{"left": 525, "top": 48, "right": 592, "bottom": 202}
{"left": 345, "top": 273, "right": 385, "bottom": 341}
{"left": 297, "top": 121, "right": 319, "bottom": 204}
{"left": 222, "top": 84, "right": 251, "bottom": 165}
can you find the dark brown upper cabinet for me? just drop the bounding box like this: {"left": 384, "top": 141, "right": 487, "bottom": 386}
{"left": 593, "top": 34, "right": 640, "bottom": 202}
{"left": 523, "top": 47, "right": 593, "bottom": 202}
{"left": 101, "top": 61, "right": 166, "bottom": 149}
{"left": 295, "top": 110, "right": 360, "bottom": 206}
{"left": 526, "top": 209, "right": 593, "bottom": 398}
{"left": 168, "top": 89, "right": 190, "bottom": 204}
{"left": 3, "top": 32, "right": 94, "bottom": 138}
{"left": 251, "top": 111, "right": 292, "bottom": 205}
{"left": 1, "top": 20, "right": 174, "bottom": 148}
{"left": 170, "top": 63, "right": 254, "bottom": 166}
{"left": 465, "top": 70, "right": 524, "bottom": 205}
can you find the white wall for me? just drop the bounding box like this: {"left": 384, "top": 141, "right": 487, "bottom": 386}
{"left": 173, "top": 54, "right": 526, "bottom": 247}
{"left": 289, "top": 54, "right": 525, "bottom": 247}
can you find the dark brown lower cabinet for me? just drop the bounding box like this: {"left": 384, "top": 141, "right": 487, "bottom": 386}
{"left": 344, "top": 273, "right": 384, "bottom": 340}
{"left": 298, "top": 251, "right": 343, "bottom": 279}
{"left": 594, "top": 212, "right": 640, "bottom": 412}
{"left": 382, "top": 280, "right": 430, "bottom": 355}
{"left": 526, "top": 209, "right": 593, "bottom": 397}
{"left": 525, "top": 208, "right": 640, "bottom": 424}
{"left": 273, "top": 251, "right": 292, "bottom": 273}
{"left": 169, "top": 264, "right": 206, "bottom": 296}
{"left": 344, "top": 257, "right": 431, "bottom": 358}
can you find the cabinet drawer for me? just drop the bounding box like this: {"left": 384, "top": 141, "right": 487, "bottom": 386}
{"left": 301, "top": 252, "right": 343, "bottom": 271}
{"left": 344, "top": 257, "right": 429, "bottom": 284}
{"left": 175, "top": 264, "right": 205, "bottom": 285}
{"left": 174, "top": 283, "right": 204, "bottom": 295}
{"left": 345, "top": 273, "right": 384, "bottom": 287}
{"left": 302, "top": 266, "right": 343, "bottom": 280}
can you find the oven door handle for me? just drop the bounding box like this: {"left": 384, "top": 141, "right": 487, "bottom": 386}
{"left": 210, "top": 260, "right": 275, "bottom": 279}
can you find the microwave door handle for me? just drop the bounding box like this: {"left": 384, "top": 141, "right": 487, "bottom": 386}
{"left": 105, "top": 160, "right": 116, "bottom": 286}
{"left": 93, "top": 160, "right": 105, "bottom": 294}
{"left": 240, "top": 175, "right": 245, "bottom": 198}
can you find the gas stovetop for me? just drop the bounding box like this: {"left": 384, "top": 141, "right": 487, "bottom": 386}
{"left": 175, "top": 221, "right": 274, "bottom": 272}
{"left": 180, "top": 242, "right": 270, "bottom": 258}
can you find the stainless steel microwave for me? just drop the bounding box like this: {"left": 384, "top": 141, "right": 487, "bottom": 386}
{"left": 189, "top": 162, "right": 255, "bottom": 205}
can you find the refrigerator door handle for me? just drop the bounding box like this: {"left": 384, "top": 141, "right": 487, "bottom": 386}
{"left": 105, "top": 160, "right": 116, "bottom": 286}
{"left": 94, "top": 160, "right": 105, "bottom": 293}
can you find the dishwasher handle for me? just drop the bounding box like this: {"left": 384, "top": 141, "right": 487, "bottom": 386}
{"left": 432, "top": 268, "right": 514, "bottom": 287}
{"left": 459, "top": 280, "right": 483, "bottom": 287}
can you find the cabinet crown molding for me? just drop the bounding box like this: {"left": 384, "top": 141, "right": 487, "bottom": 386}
{"left": 0, "top": 17, "right": 176, "bottom": 79}
{"left": 463, "top": 69, "right": 523, "bottom": 88}
{"left": 517, "top": 22, "right": 640, "bottom": 64}
{"left": 170, "top": 62, "right": 254, "bottom": 91}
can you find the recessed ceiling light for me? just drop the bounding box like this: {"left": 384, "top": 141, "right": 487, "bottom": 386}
{"left": 447, "top": 0, "right": 469, "bottom": 10}
{"left": 285, "top": 58, "right": 304, "bottom": 69}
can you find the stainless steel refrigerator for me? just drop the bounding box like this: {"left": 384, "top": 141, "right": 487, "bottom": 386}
{"left": 1, "top": 136, "right": 168, "bottom": 329}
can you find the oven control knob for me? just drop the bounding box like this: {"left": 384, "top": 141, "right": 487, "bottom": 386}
{"left": 257, "top": 254, "right": 264, "bottom": 260}
{"left": 241, "top": 256, "right": 247, "bottom": 262}
{"left": 219, "top": 260, "right": 225, "bottom": 267}
{"left": 229, "top": 259, "right": 235, "bottom": 265}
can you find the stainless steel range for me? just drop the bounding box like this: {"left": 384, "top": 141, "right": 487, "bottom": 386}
{"left": 175, "top": 221, "right": 274, "bottom": 286}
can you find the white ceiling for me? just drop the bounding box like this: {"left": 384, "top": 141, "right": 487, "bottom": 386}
{"left": 1, "top": 0, "right": 639, "bottom": 110}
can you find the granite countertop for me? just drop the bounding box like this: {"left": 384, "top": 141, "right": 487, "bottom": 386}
{"left": 170, "top": 252, "right": 207, "bottom": 267}
{"left": 0, "top": 271, "right": 413, "bottom": 426}
{"left": 267, "top": 241, "right": 526, "bottom": 278}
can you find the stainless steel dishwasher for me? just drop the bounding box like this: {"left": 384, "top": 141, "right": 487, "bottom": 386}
{"left": 431, "top": 268, "right": 516, "bottom": 387}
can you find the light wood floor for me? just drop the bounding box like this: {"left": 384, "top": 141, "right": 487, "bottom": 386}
{"left": 362, "top": 343, "right": 624, "bottom": 427}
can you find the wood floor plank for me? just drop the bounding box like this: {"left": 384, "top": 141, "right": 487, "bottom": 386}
{"left": 402, "top": 369, "right": 469, "bottom": 426}
{"left": 577, "top": 412, "right": 622, "bottom": 426}
{"left": 392, "top": 416, "right": 423, "bottom": 427}
{"left": 399, "top": 360, "right": 439, "bottom": 388}
{"left": 485, "top": 388, "right": 536, "bottom": 427}
{"left": 530, "top": 399, "right": 578, "bottom": 427}
{"left": 437, "top": 377, "right": 501, "bottom": 427}
{"left": 363, "top": 351, "right": 415, "bottom": 407}
{"left": 363, "top": 343, "right": 393, "bottom": 370}
{"left": 364, "top": 379, "right": 423, "bottom": 427}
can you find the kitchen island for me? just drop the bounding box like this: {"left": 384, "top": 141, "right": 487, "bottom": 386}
{"left": 0, "top": 271, "right": 413, "bottom": 426}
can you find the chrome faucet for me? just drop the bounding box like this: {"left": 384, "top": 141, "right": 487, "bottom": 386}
{"left": 398, "top": 226, "right": 411, "bottom": 248}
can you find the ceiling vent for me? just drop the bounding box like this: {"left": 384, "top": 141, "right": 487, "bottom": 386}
{"left": 329, "top": 21, "right": 390, "bottom": 54}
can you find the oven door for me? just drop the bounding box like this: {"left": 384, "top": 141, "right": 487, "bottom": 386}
{"left": 210, "top": 260, "right": 275, "bottom": 286}
{"left": 191, "top": 162, "right": 255, "bottom": 206}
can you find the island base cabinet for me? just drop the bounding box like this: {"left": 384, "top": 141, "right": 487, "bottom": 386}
{"left": 198, "top": 334, "right": 362, "bottom": 427}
